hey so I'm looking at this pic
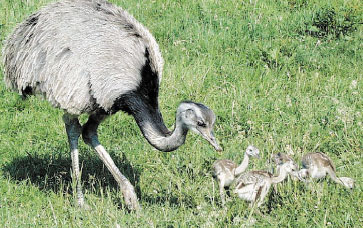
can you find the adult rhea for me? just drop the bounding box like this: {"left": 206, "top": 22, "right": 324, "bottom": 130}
{"left": 2, "top": 0, "right": 221, "bottom": 210}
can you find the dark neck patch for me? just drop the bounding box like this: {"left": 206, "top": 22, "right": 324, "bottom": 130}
{"left": 21, "top": 86, "right": 33, "bottom": 98}
{"left": 110, "top": 47, "right": 168, "bottom": 136}
{"left": 111, "top": 48, "right": 160, "bottom": 112}
{"left": 138, "top": 48, "right": 160, "bottom": 108}
{"left": 26, "top": 13, "right": 39, "bottom": 27}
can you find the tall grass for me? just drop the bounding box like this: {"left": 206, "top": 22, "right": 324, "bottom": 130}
{"left": 0, "top": 0, "right": 362, "bottom": 227}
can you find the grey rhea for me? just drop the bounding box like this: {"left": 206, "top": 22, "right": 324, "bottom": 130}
{"left": 2, "top": 0, "right": 222, "bottom": 210}
{"left": 297, "top": 152, "right": 354, "bottom": 189}
{"left": 212, "top": 145, "right": 259, "bottom": 205}
{"left": 233, "top": 161, "right": 297, "bottom": 207}
{"left": 271, "top": 152, "right": 299, "bottom": 180}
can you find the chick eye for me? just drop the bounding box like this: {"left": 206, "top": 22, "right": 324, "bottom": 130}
{"left": 197, "top": 120, "right": 206, "bottom": 127}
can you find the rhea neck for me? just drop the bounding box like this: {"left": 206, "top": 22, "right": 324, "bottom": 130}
{"left": 123, "top": 95, "right": 189, "bottom": 152}
{"left": 138, "top": 113, "right": 188, "bottom": 152}
{"left": 271, "top": 167, "right": 289, "bottom": 184}
{"left": 234, "top": 153, "right": 250, "bottom": 176}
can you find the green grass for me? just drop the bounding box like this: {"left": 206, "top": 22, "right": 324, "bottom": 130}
{"left": 0, "top": 0, "right": 362, "bottom": 227}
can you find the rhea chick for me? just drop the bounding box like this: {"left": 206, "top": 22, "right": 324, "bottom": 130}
{"left": 212, "top": 145, "right": 260, "bottom": 205}
{"left": 233, "top": 161, "right": 297, "bottom": 207}
{"left": 297, "top": 152, "right": 354, "bottom": 189}
{"left": 272, "top": 152, "right": 299, "bottom": 180}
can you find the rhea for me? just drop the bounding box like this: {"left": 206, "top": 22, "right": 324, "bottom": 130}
{"left": 233, "top": 161, "right": 297, "bottom": 207}
{"left": 212, "top": 145, "right": 260, "bottom": 205}
{"left": 272, "top": 152, "right": 299, "bottom": 180}
{"left": 297, "top": 152, "right": 354, "bottom": 189}
{"left": 2, "top": 0, "right": 221, "bottom": 210}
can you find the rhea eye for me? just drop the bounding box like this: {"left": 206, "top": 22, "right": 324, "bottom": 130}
{"left": 197, "top": 120, "right": 206, "bottom": 127}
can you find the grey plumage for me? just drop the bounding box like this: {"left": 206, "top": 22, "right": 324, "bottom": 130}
{"left": 3, "top": 0, "right": 163, "bottom": 114}
{"left": 2, "top": 0, "right": 221, "bottom": 210}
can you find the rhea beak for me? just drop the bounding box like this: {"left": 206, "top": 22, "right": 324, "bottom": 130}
{"left": 197, "top": 127, "right": 222, "bottom": 151}
{"left": 292, "top": 164, "right": 298, "bottom": 172}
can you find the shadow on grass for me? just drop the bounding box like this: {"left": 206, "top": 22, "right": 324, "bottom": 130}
{"left": 1, "top": 148, "right": 142, "bottom": 202}
{"left": 141, "top": 192, "right": 197, "bottom": 208}
{"left": 1, "top": 148, "right": 199, "bottom": 208}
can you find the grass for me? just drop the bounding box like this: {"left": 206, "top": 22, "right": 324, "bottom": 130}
{"left": 0, "top": 0, "right": 362, "bottom": 227}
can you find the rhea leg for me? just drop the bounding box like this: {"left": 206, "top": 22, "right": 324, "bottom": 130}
{"left": 326, "top": 168, "right": 354, "bottom": 189}
{"left": 63, "top": 113, "right": 85, "bottom": 207}
{"left": 218, "top": 178, "right": 226, "bottom": 206}
{"left": 256, "top": 185, "right": 270, "bottom": 207}
{"left": 82, "top": 113, "right": 139, "bottom": 210}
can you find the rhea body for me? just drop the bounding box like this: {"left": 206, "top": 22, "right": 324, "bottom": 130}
{"left": 2, "top": 0, "right": 221, "bottom": 210}
{"left": 212, "top": 145, "right": 260, "bottom": 205}
{"left": 297, "top": 152, "right": 354, "bottom": 189}
{"left": 233, "top": 161, "right": 297, "bottom": 207}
